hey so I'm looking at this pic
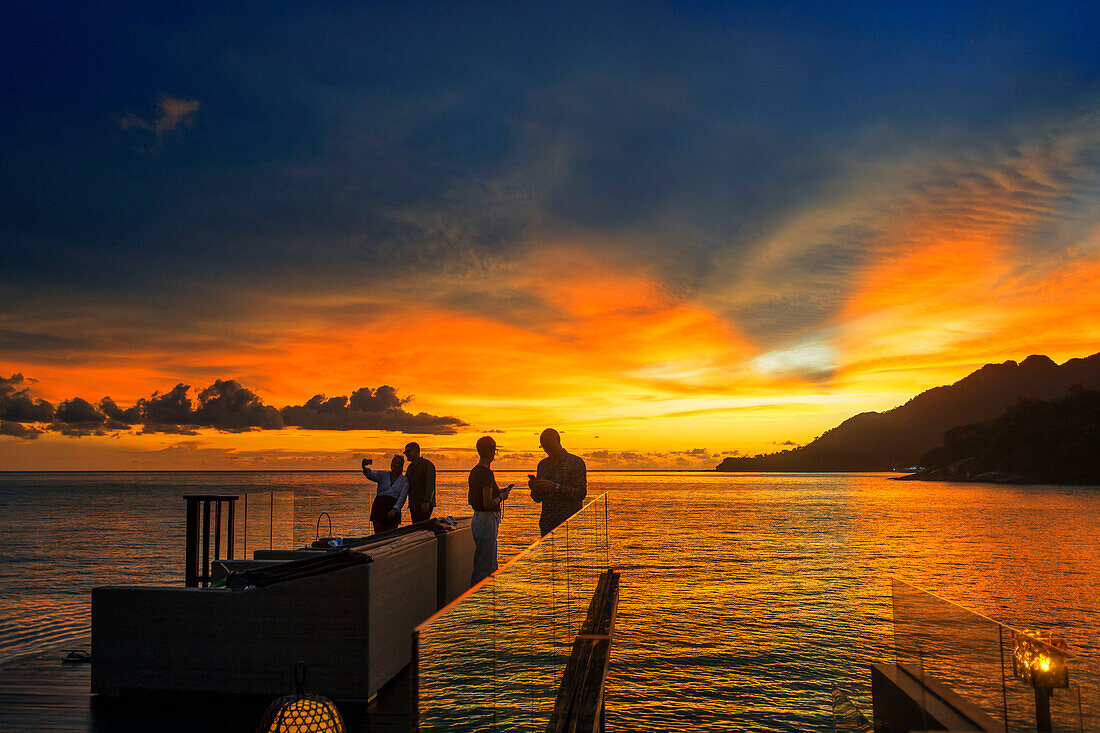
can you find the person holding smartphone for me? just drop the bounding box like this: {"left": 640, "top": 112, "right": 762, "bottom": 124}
{"left": 468, "top": 435, "right": 513, "bottom": 585}
{"left": 528, "top": 428, "right": 587, "bottom": 536}
{"left": 362, "top": 454, "right": 409, "bottom": 534}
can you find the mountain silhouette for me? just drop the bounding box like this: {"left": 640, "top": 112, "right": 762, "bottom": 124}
{"left": 716, "top": 352, "right": 1100, "bottom": 472}
{"left": 903, "top": 385, "right": 1100, "bottom": 484}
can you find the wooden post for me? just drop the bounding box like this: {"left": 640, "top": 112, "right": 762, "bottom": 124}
{"left": 226, "top": 498, "right": 235, "bottom": 560}
{"left": 201, "top": 500, "right": 210, "bottom": 586}
{"left": 1035, "top": 686, "right": 1052, "bottom": 732}
{"left": 185, "top": 497, "right": 199, "bottom": 587}
{"left": 547, "top": 569, "right": 620, "bottom": 733}
{"left": 213, "top": 500, "right": 222, "bottom": 564}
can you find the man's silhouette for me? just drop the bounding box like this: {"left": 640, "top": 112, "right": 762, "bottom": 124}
{"left": 528, "top": 428, "right": 587, "bottom": 536}
{"left": 403, "top": 442, "right": 436, "bottom": 522}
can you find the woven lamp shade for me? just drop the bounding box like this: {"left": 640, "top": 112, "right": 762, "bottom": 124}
{"left": 259, "top": 662, "right": 346, "bottom": 733}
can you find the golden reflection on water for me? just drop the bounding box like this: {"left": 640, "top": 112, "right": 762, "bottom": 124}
{"left": 485, "top": 472, "right": 1100, "bottom": 731}
{"left": 1, "top": 471, "right": 1098, "bottom": 731}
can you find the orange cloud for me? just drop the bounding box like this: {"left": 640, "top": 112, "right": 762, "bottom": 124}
{"left": 832, "top": 120, "right": 1100, "bottom": 397}
{"left": 2, "top": 241, "right": 797, "bottom": 468}
{"left": 246, "top": 247, "right": 756, "bottom": 425}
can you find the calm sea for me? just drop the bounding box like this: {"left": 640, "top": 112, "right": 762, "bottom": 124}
{"left": 1, "top": 471, "right": 1097, "bottom": 730}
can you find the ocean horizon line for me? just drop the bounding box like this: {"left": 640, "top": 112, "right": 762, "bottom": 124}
{"left": 0, "top": 468, "right": 727, "bottom": 474}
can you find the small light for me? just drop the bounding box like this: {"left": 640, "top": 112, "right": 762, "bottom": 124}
{"left": 1012, "top": 630, "right": 1069, "bottom": 690}
{"left": 260, "top": 661, "right": 346, "bottom": 733}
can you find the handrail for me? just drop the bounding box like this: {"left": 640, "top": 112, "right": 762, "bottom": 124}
{"left": 316, "top": 511, "right": 332, "bottom": 540}
{"left": 891, "top": 577, "right": 1078, "bottom": 661}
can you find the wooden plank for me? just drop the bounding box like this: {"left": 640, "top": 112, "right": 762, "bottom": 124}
{"left": 547, "top": 570, "right": 620, "bottom": 733}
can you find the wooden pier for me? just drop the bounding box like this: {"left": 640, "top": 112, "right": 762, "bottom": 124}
{"left": 0, "top": 639, "right": 412, "bottom": 733}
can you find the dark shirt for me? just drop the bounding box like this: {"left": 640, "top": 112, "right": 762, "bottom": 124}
{"left": 534, "top": 450, "right": 587, "bottom": 534}
{"left": 468, "top": 464, "right": 500, "bottom": 512}
{"left": 406, "top": 457, "right": 437, "bottom": 508}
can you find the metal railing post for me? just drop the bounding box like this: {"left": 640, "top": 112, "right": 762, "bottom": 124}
{"left": 226, "top": 498, "right": 235, "bottom": 560}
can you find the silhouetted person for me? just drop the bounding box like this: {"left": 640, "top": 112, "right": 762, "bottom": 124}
{"left": 468, "top": 436, "right": 513, "bottom": 584}
{"left": 363, "top": 454, "right": 408, "bottom": 534}
{"left": 528, "top": 428, "right": 586, "bottom": 536}
{"left": 403, "top": 442, "right": 436, "bottom": 523}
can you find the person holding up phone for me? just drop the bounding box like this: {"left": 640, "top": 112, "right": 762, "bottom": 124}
{"left": 362, "top": 455, "right": 409, "bottom": 534}
{"left": 468, "top": 435, "right": 513, "bottom": 585}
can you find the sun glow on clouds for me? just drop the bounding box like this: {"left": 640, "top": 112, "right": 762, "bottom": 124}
{"left": 4, "top": 115, "right": 1100, "bottom": 468}
{"left": 833, "top": 242, "right": 1100, "bottom": 399}
{"left": 830, "top": 118, "right": 1100, "bottom": 397}
{"left": 243, "top": 246, "right": 760, "bottom": 438}
{"left": 752, "top": 341, "right": 838, "bottom": 380}
{"left": 7, "top": 225, "right": 1100, "bottom": 468}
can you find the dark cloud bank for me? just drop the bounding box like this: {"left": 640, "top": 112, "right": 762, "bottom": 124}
{"left": 0, "top": 374, "right": 466, "bottom": 439}
{"left": 7, "top": 1, "right": 1099, "bottom": 361}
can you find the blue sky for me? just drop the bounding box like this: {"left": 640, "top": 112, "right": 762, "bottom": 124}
{"left": 6, "top": 2, "right": 1097, "bottom": 312}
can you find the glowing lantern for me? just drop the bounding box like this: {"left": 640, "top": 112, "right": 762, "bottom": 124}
{"left": 1012, "top": 630, "right": 1069, "bottom": 732}
{"left": 1012, "top": 629, "right": 1069, "bottom": 689}
{"left": 259, "top": 661, "right": 346, "bottom": 733}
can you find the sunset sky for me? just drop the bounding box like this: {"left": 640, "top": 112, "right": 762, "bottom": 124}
{"left": 3, "top": 1, "right": 1100, "bottom": 469}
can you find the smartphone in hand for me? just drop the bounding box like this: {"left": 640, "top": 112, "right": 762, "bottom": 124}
{"left": 362, "top": 458, "right": 373, "bottom": 466}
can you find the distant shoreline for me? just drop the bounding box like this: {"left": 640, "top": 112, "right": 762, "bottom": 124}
{"left": 892, "top": 470, "right": 1100, "bottom": 487}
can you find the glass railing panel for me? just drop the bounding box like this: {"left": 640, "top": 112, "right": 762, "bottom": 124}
{"left": 891, "top": 576, "right": 934, "bottom": 673}
{"left": 891, "top": 579, "right": 1090, "bottom": 732}
{"left": 289, "top": 485, "right": 418, "bottom": 548}
{"left": 292, "top": 489, "right": 356, "bottom": 547}
{"left": 414, "top": 493, "right": 611, "bottom": 732}
{"left": 235, "top": 485, "right": 433, "bottom": 557}
{"left": 1046, "top": 683, "right": 1084, "bottom": 733}
{"left": 891, "top": 578, "right": 1008, "bottom": 728}
{"left": 232, "top": 490, "right": 295, "bottom": 557}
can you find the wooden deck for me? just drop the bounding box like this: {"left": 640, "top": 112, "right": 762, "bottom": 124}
{"left": 0, "top": 639, "right": 412, "bottom": 733}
